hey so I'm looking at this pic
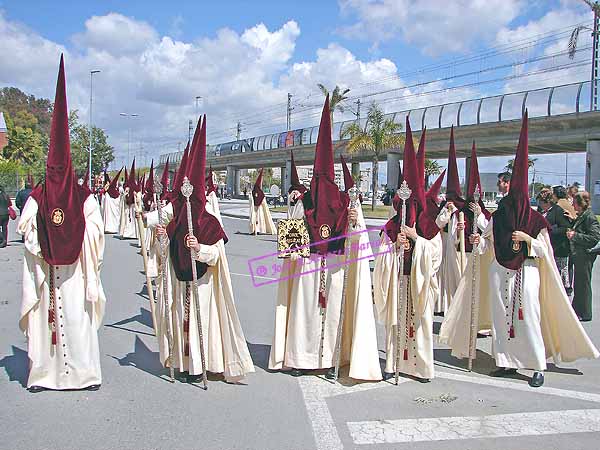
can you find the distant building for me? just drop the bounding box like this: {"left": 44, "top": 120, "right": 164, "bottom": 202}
{"left": 0, "top": 112, "right": 7, "bottom": 151}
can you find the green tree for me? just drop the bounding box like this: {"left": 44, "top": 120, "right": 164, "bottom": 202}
{"left": 69, "top": 110, "right": 115, "bottom": 177}
{"left": 317, "top": 84, "right": 351, "bottom": 123}
{"left": 2, "top": 121, "right": 44, "bottom": 165}
{"left": 424, "top": 159, "right": 443, "bottom": 188}
{"left": 504, "top": 157, "right": 537, "bottom": 173}
{"left": 342, "top": 103, "right": 404, "bottom": 211}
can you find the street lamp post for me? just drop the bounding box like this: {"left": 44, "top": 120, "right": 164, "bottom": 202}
{"left": 120, "top": 112, "right": 139, "bottom": 164}
{"left": 89, "top": 70, "right": 100, "bottom": 189}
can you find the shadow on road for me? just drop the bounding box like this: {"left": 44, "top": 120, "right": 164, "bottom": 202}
{"left": 105, "top": 307, "right": 155, "bottom": 336}
{"left": 246, "top": 342, "right": 271, "bottom": 371}
{"left": 0, "top": 346, "right": 29, "bottom": 387}
{"left": 110, "top": 335, "right": 170, "bottom": 382}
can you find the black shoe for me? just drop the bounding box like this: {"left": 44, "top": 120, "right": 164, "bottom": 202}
{"left": 28, "top": 385, "right": 46, "bottom": 393}
{"left": 177, "top": 371, "right": 189, "bottom": 383}
{"left": 325, "top": 367, "right": 336, "bottom": 380}
{"left": 187, "top": 374, "right": 204, "bottom": 384}
{"left": 529, "top": 371, "right": 544, "bottom": 388}
{"left": 490, "top": 367, "right": 518, "bottom": 377}
{"left": 416, "top": 377, "right": 431, "bottom": 383}
{"left": 85, "top": 384, "right": 101, "bottom": 391}
{"left": 289, "top": 368, "right": 304, "bottom": 377}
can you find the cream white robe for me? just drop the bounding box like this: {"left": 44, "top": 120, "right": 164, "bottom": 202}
{"left": 373, "top": 232, "right": 442, "bottom": 379}
{"left": 249, "top": 197, "right": 276, "bottom": 235}
{"left": 147, "top": 204, "right": 255, "bottom": 382}
{"left": 103, "top": 194, "right": 121, "bottom": 234}
{"left": 17, "top": 196, "right": 106, "bottom": 390}
{"left": 435, "top": 207, "right": 489, "bottom": 313}
{"left": 268, "top": 201, "right": 382, "bottom": 381}
{"left": 439, "top": 219, "right": 599, "bottom": 369}
{"left": 207, "top": 191, "right": 223, "bottom": 226}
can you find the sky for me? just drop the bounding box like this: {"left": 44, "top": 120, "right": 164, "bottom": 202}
{"left": 0, "top": 0, "right": 594, "bottom": 186}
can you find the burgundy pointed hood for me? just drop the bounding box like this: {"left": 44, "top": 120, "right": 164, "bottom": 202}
{"left": 493, "top": 111, "right": 549, "bottom": 269}
{"left": 125, "top": 158, "right": 138, "bottom": 205}
{"left": 30, "top": 55, "right": 90, "bottom": 266}
{"left": 142, "top": 160, "right": 154, "bottom": 211}
{"left": 417, "top": 127, "right": 426, "bottom": 184}
{"left": 289, "top": 151, "right": 306, "bottom": 194}
{"left": 159, "top": 157, "right": 170, "bottom": 201}
{"left": 167, "top": 115, "right": 227, "bottom": 281}
{"left": 445, "top": 126, "right": 464, "bottom": 208}
{"left": 107, "top": 167, "right": 123, "bottom": 199}
{"left": 340, "top": 155, "right": 354, "bottom": 192}
{"left": 302, "top": 95, "right": 349, "bottom": 256}
{"left": 425, "top": 169, "right": 446, "bottom": 220}
{"left": 252, "top": 168, "right": 265, "bottom": 207}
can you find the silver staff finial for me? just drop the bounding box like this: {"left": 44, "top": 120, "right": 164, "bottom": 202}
{"left": 181, "top": 176, "right": 194, "bottom": 199}
{"left": 397, "top": 180, "right": 412, "bottom": 201}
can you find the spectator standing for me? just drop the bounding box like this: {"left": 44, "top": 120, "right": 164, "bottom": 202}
{"left": 537, "top": 188, "right": 572, "bottom": 291}
{"left": 554, "top": 185, "right": 577, "bottom": 294}
{"left": 15, "top": 182, "right": 32, "bottom": 243}
{"left": 0, "top": 184, "right": 13, "bottom": 248}
{"left": 566, "top": 191, "right": 600, "bottom": 321}
{"left": 496, "top": 172, "right": 511, "bottom": 198}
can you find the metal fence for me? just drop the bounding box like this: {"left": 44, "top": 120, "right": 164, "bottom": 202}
{"left": 159, "top": 80, "right": 592, "bottom": 164}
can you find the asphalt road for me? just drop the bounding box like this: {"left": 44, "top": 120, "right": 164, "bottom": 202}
{"left": 1, "top": 204, "right": 600, "bottom": 450}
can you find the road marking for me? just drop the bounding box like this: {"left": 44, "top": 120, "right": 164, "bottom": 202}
{"left": 298, "top": 369, "right": 600, "bottom": 449}
{"left": 437, "top": 371, "right": 600, "bottom": 404}
{"left": 298, "top": 375, "right": 402, "bottom": 450}
{"left": 230, "top": 272, "right": 275, "bottom": 280}
{"left": 347, "top": 409, "right": 600, "bottom": 444}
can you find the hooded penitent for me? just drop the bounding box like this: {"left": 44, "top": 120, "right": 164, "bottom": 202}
{"left": 288, "top": 151, "right": 307, "bottom": 195}
{"left": 340, "top": 155, "right": 354, "bottom": 192}
{"left": 206, "top": 167, "right": 218, "bottom": 195}
{"left": 160, "top": 157, "right": 170, "bottom": 201}
{"left": 30, "top": 55, "right": 90, "bottom": 266}
{"left": 125, "top": 159, "right": 138, "bottom": 205}
{"left": 106, "top": 167, "right": 123, "bottom": 199}
{"left": 460, "top": 141, "right": 491, "bottom": 251}
{"left": 167, "top": 115, "right": 227, "bottom": 282}
{"left": 383, "top": 118, "right": 439, "bottom": 274}
{"left": 252, "top": 169, "right": 266, "bottom": 207}
{"left": 302, "top": 95, "right": 349, "bottom": 256}
{"left": 417, "top": 127, "right": 426, "bottom": 185}
{"left": 143, "top": 160, "right": 154, "bottom": 211}
{"left": 493, "top": 111, "right": 549, "bottom": 270}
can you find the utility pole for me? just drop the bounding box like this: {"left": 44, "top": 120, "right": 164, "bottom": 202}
{"left": 188, "top": 119, "right": 193, "bottom": 142}
{"left": 287, "top": 93, "right": 293, "bottom": 130}
{"left": 355, "top": 99, "right": 361, "bottom": 122}
{"left": 592, "top": 3, "right": 600, "bottom": 111}
{"left": 237, "top": 121, "right": 242, "bottom": 140}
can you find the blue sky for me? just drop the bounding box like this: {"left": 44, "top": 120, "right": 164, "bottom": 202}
{"left": 0, "top": 0, "right": 593, "bottom": 186}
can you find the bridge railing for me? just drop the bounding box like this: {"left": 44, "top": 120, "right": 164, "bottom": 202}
{"left": 159, "top": 80, "right": 592, "bottom": 164}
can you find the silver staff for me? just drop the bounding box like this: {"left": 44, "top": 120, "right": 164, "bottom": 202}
{"left": 153, "top": 178, "right": 175, "bottom": 383}
{"left": 331, "top": 186, "right": 359, "bottom": 382}
{"left": 468, "top": 187, "right": 481, "bottom": 371}
{"left": 134, "top": 191, "right": 157, "bottom": 335}
{"left": 181, "top": 177, "right": 208, "bottom": 390}
{"left": 395, "top": 180, "right": 411, "bottom": 386}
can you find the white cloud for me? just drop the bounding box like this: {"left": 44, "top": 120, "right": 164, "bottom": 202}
{"left": 73, "top": 13, "right": 158, "bottom": 56}
{"left": 338, "top": 0, "right": 522, "bottom": 56}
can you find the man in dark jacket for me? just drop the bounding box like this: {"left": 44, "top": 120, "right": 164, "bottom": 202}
{"left": 0, "top": 184, "right": 12, "bottom": 248}
{"left": 537, "top": 188, "right": 572, "bottom": 291}
{"left": 567, "top": 191, "right": 600, "bottom": 321}
{"left": 15, "top": 182, "right": 32, "bottom": 243}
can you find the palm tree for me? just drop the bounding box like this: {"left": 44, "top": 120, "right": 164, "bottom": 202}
{"left": 317, "top": 84, "right": 350, "bottom": 123}
{"left": 504, "top": 157, "right": 537, "bottom": 173}
{"left": 342, "top": 103, "right": 404, "bottom": 210}
{"left": 424, "top": 159, "right": 443, "bottom": 188}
